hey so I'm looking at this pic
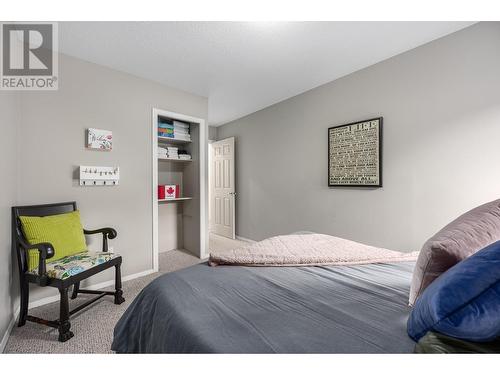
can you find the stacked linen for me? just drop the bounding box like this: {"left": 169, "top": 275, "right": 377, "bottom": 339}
{"left": 157, "top": 146, "right": 168, "bottom": 157}
{"left": 158, "top": 120, "right": 174, "bottom": 138}
{"left": 158, "top": 146, "right": 179, "bottom": 159}
{"left": 166, "top": 146, "right": 178, "bottom": 159}
{"left": 173, "top": 121, "right": 191, "bottom": 141}
{"left": 178, "top": 150, "right": 192, "bottom": 160}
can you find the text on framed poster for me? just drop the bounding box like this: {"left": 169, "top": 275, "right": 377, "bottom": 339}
{"left": 328, "top": 117, "right": 382, "bottom": 187}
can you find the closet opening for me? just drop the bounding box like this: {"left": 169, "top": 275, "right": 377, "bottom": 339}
{"left": 151, "top": 108, "right": 208, "bottom": 271}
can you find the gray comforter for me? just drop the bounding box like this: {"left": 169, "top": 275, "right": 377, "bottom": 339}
{"left": 112, "top": 261, "right": 416, "bottom": 353}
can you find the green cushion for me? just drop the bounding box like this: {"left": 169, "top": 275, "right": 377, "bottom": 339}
{"left": 20, "top": 210, "right": 87, "bottom": 271}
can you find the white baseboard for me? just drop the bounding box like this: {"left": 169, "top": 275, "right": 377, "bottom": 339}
{"left": 236, "top": 235, "right": 256, "bottom": 243}
{"left": 122, "top": 269, "right": 156, "bottom": 281}
{"left": 0, "top": 309, "right": 18, "bottom": 353}
{"left": 1, "top": 268, "right": 155, "bottom": 353}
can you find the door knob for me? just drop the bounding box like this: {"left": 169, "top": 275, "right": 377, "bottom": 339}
{"left": 229, "top": 192, "right": 237, "bottom": 196}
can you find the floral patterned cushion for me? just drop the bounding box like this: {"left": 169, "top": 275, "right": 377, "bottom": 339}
{"left": 28, "top": 251, "right": 120, "bottom": 280}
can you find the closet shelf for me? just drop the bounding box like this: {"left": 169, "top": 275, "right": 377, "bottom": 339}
{"left": 158, "top": 197, "right": 193, "bottom": 203}
{"left": 158, "top": 156, "right": 192, "bottom": 163}
{"left": 158, "top": 136, "right": 192, "bottom": 144}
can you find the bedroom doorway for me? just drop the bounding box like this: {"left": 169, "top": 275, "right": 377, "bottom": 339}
{"left": 209, "top": 137, "right": 236, "bottom": 239}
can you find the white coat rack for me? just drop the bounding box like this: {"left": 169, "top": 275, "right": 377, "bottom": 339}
{"left": 79, "top": 166, "right": 120, "bottom": 186}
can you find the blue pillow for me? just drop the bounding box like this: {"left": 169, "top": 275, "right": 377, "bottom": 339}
{"left": 407, "top": 240, "right": 500, "bottom": 342}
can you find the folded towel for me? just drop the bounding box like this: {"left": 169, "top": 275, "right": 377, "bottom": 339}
{"left": 158, "top": 132, "right": 174, "bottom": 138}
{"left": 158, "top": 122, "right": 173, "bottom": 129}
{"left": 173, "top": 120, "right": 189, "bottom": 129}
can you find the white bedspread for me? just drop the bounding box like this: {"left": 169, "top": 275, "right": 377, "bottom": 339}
{"left": 209, "top": 233, "right": 418, "bottom": 267}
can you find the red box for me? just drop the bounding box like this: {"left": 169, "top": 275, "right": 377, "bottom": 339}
{"left": 158, "top": 184, "right": 180, "bottom": 199}
{"left": 158, "top": 185, "right": 166, "bottom": 199}
{"left": 164, "top": 184, "right": 180, "bottom": 198}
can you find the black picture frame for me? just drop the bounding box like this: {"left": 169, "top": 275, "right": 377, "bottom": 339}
{"left": 328, "top": 117, "right": 383, "bottom": 188}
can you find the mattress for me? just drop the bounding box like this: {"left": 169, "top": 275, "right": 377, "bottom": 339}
{"left": 112, "top": 261, "right": 416, "bottom": 353}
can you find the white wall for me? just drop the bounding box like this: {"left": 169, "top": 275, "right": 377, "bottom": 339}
{"left": 217, "top": 22, "right": 500, "bottom": 252}
{"left": 15, "top": 54, "right": 208, "bottom": 302}
{"left": 0, "top": 92, "right": 19, "bottom": 350}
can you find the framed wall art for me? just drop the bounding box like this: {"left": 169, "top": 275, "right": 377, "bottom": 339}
{"left": 87, "top": 128, "right": 113, "bottom": 151}
{"left": 328, "top": 117, "right": 382, "bottom": 187}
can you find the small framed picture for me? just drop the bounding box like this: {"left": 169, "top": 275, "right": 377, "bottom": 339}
{"left": 328, "top": 117, "right": 383, "bottom": 187}
{"left": 87, "top": 128, "right": 113, "bottom": 151}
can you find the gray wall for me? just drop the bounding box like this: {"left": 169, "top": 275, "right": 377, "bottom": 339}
{"left": 16, "top": 53, "right": 208, "bottom": 303}
{"left": 0, "top": 92, "right": 19, "bottom": 348}
{"left": 208, "top": 126, "right": 218, "bottom": 141}
{"left": 218, "top": 22, "right": 500, "bottom": 252}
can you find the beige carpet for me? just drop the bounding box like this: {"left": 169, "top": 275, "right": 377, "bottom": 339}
{"left": 4, "top": 233, "right": 246, "bottom": 353}
{"left": 209, "top": 232, "right": 250, "bottom": 253}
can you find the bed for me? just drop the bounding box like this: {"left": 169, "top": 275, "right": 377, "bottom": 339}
{"left": 112, "top": 200, "right": 500, "bottom": 353}
{"left": 111, "top": 260, "right": 417, "bottom": 353}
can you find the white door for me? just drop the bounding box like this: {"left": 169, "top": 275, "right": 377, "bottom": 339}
{"left": 210, "top": 137, "right": 235, "bottom": 239}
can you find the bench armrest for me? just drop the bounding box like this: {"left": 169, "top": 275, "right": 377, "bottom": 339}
{"left": 84, "top": 227, "right": 117, "bottom": 252}
{"left": 19, "top": 239, "right": 55, "bottom": 285}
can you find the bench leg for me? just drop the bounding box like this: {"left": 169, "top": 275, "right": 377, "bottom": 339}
{"left": 114, "top": 263, "right": 125, "bottom": 305}
{"left": 58, "top": 287, "right": 74, "bottom": 342}
{"left": 71, "top": 282, "right": 80, "bottom": 300}
{"left": 18, "top": 277, "right": 29, "bottom": 327}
